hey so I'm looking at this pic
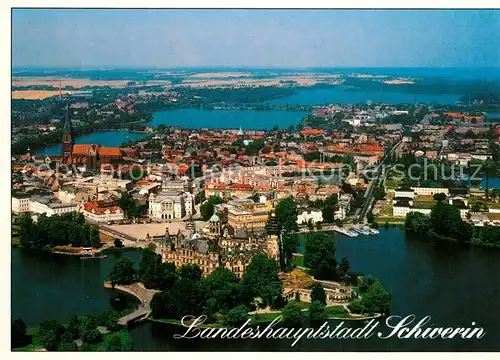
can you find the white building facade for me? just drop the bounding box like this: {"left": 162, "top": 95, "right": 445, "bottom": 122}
{"left": 29, "top": 199, "right": 77, "bottom": 217}
{"left": 148, "top": 191, "right": 194, "bottom": 220}
{"left": 83, "top": 207, "right": 124, "bottom": 223}
{"left": 297, "top": 210, "right": 324, "bottom": 225}
{"left": 12, "top": 197, "right": 30, "bottom": 213}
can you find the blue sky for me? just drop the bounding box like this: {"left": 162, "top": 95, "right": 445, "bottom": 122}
{"left": 12, "top": 9, "right": 500, "bottom": 68}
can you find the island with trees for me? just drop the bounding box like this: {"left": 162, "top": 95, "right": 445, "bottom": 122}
{"left": 405, "top": 198, "right": 500, "bottom": 247}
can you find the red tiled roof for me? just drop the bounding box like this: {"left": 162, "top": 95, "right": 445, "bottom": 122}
{"left": 300, "top": 129, "right": 325, "bottom": 136}
{"left": 98, "top": 147, "right": 122, "bottom": 157}
{"left": 230, "top": 183, "right": 254, "bottom": 191}
{"left": 177, "top": 164, "right": 190, "bottom": 174}
{"left": 73, "top": 144, "right": 93, "bottom": 154}
{"left": 84, "top": 201, "right": 123, "bottom": 215}
{"left": 204, "top": 182, "right": 225, "bottom": 190}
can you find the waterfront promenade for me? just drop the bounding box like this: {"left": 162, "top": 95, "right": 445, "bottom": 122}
{"left": 104, "top": 281, "right": 158, "bottom": 325}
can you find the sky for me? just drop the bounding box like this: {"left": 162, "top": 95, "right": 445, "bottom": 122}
{"left": 12, "top": 9, "right": 500, "bottom": 68}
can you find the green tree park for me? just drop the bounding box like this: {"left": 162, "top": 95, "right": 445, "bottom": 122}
{"left": 308, "top": 300, "right": 327, "bottom": 327}
{"left": 118, "top": 191, "right": 148, "bottom": 219}
{"left": 224, "top": 305, "right": 250, "bottom": 327}
{"left": 310, "top": 283, "right": 326, "bottom": 305}
{"left": 109, "top": 257, "right": 137, "bottom": 286}
{"left": 281, "top": 300, "right": 305, "bottom": 327}
{"left": 148, "top": 252, "right": 283, "bottom": 325}
{"left": 348, "top": 278, "right": 391, "bottom": 316}
{"left": 12, "top": 310, "right": 132, "bottom": 351}
{"left": 304, "top": 232, "right": 337, "bottom": 280}
{"left": 321, "top": 194, "right": 339, "bottom": 223}
{"left": 274, "top": 196, "right": 299, "bottom": 232}
{"left": 405, "top": 201, "right": 499, "bottom": 247}
{"left": 17, "top": 212, "right": 101, "bottom": 249}
{"left": 273, "top": 197, "right": 300, "bottom": 270}
{"left": 200, "top": 196, "right": 225, "bottom": 221}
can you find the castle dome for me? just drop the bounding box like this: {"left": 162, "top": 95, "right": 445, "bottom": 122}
{"left": 191, "top": 232, "right": 202, "bottom": 240}
{"left": 208, "top": 212, "right": 220, "bottom": 223}
{"left": 190, "top": 226, "right": 202, "bottom": 240}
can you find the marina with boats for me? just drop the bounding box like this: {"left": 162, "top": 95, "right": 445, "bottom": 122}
{"left": 332, "top": 226, "right": 379, "bottom": 237}
{"left": 296, "top": 224, "right": 381, "bottom": 237}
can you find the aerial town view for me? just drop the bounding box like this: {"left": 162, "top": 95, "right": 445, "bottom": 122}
{"left": 10, "top": 8, "right": 500, "bottom": 352}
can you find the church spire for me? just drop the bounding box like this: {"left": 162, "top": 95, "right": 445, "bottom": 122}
{"left": 63, "top": 97, "right": 72, "bottom": 135}
{"left": 61, "top": 97, "right": 74, "bottom": 164}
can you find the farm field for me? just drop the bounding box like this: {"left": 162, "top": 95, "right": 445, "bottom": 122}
{"left": 12, "top": 90, "right": 70, "bottom": 100}
{"left": 12, "top": 76, "right": 172, "bottom": 89}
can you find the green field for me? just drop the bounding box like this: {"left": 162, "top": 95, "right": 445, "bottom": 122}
{"left": 291, "top": 254, "right": 305, "bottom": 267}
{"left": 375, "top": 216, "right": 405, "bottom": 224}
{"left": 413, "top": 201, "right": 436, "bottom": 209}
{"left": 377, "top": 203, "right": 393, "bottom": 217}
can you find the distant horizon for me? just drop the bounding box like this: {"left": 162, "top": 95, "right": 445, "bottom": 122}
{"left": 12, "top": 66, "right": 500, "bottom": 70}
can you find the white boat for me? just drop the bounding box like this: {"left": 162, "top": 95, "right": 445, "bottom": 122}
{"left": 366, "top": 227, "right": 379, "bottom": 235}
{"left": 353, "top": 227, "right": 370, "bottom": 235}
{"left": 333, "top": 227, "right": 358, "bottom": 237}
{"left": 346, "top": 230, "right": 359, "bottom": 237}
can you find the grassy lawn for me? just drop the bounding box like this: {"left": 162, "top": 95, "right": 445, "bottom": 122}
{"left": 377, "top": 203, "right": 393, "bottom": 217}
{"left": 487, "top": 202, "right": 500, "bottom": 210}
{"left": 291, "top": 254, "right": 304, "bottom": 267}
{"left": 12, "top": 236, "right": 21, "bottom": 246}
{"left": 384, "top": 178, "right": 402, "bottom": 189}
{"left": 52, "top": 246, "right": 82, "bottom": 254}
{"left": 413, "top": 201, "right": 436, "bottom": 209}
{"left": 487, "top": 213, "right": 500, "bottom": 221}
{"left": 415, "top": 195, "right": 434, "bottom": 203}
{"left": 249, "top": 313, "right": 282, "bottom": 323}
{"left": 152, "top": 303, "right": 362, "bottom": 330}
{"left": 324, "top": 305, "right": 349, "bottom": 317}
{"left": 99, "top": 233, "right": 114, "bottom": 243}
{"left": 375, "top": 216, "right": 405, "bottom": 224}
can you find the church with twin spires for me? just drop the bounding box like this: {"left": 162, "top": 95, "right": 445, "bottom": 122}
{"left": 61, "top": 99, "right": 123, "bottom": 171}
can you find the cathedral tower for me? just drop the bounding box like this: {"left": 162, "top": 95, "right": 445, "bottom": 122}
{"left": 61, "top": 98, "right": 73, "bottom": 164}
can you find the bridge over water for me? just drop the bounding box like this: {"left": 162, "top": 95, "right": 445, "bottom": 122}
{"left": 104, "top": 281, "right": 158, "bottom": 325}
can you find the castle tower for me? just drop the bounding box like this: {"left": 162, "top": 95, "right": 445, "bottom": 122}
{"left": 265, "top": 212, "right": 281, "bottom": 263}
{"left": 61, "top": 98, "right": 73, "bottom": 164}
{"left": 208, "top": 211, "right": 222, "bottom": 237}
{"left": 87, "top": 144, "right": 98, "bottom": 170}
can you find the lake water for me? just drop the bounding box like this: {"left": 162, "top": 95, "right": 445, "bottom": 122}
{"left": 270, "top": 87, "right": 462, "bottom": 106}
{"left": 33, "top": 109, "right": 308, "bottom": 155}
{"left": 33, "top": 131, "right": 146, "bottom": 156}
{"left": 466, "top": 176, "right": 500, "bottom": 189}
{"left": 149, "top": 109, "right": 309, "bottom": 130}
{"left": 11, "top": 249, "right": 141, "bottom": 326}
{"left": 486, "top": 112, "right": 500, "bottom": 119}
{"left": 12, "top": 228, "right": 500, "bottom": 351}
